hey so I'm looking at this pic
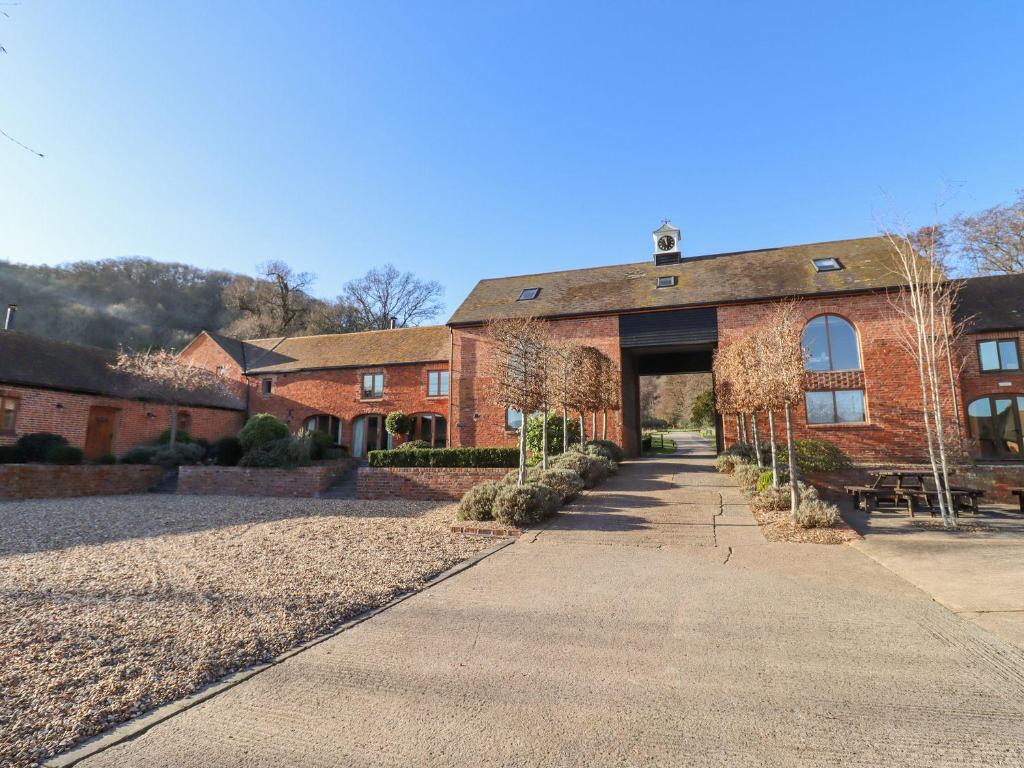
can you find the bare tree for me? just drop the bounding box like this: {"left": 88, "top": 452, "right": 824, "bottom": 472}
{"left": 222, "top": 261, "right": 321, "bottom": 337}
{"left": 485, "top": 317, "right": 549, "bottom": 484}
{"left": 951, "top": 190, "right": 1024, "bottom": 275}
{"left": 598, "top": 353, "right": 621, "bottom": 440}
{"left": 111, "top": 349, "right": 234, "bottom": 447}
{"left": 341, "top": 264, "right": 445, "bottom": 330}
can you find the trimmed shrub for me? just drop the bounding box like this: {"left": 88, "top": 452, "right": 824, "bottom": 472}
{"left": 532, "top": 483, "right": 561, "bottom": 517}
{"left": 120, "top": 446, "right": 157, "bottom": 465}
{"left": 98, "top": 453, "right": 116, "bottom": 465}
{"left": 385, "top": 411, "right": 412, "bottom": 436}
{"left": 752, "top": 485, "right": 790, "bottom": 513}
{"left": 46, "top": 445, "right": 84, "bottom": 465}
{"left": 713, "top": 454, "right": 738, "bottom": 474}
{"left": 238, "top": 414, "right": 290, "bottom": 452}
{"left": 457, "top": 481, "right": 500, "bottom": 521}
{"left": 397, "top": 440, "right": 431, "bottom": 451}
{"left": 158, "top": 429, "right": 193, "bottom": 444}
{"left": 492, "top": 484, "right": 548, "bottom": 527}
{"left": 211, "top": 436, "right": 244, "bottom": 466}
{"left": 584, "top": 439, "right": 624, "bottom": 463}
{"left": 237, "top": 437, "right": 311, "bottom": 469}
{"left": 641, "top": 417, "right": 669, "bottom": 430}
{"left": 152, "top": 443, "right": 205, "bottom": 469}
{"left": 298, "top": 429, "right": 335, "bottom": 460}
{"left": 733, "top": 463, "right": 762, "bottom": 496}
{"left": 16, "top": 433, "right": 68, "bottom": 463}
{"left": 549, "top": 450, "right": 611, "bottom": 488}
{"left": 529, "top": 468, "right": 584, "bottom": 502}
{"left": 526, "top": 413, "right": 580, "bottom": 456}
{"left": 791, "top": 496, "right": 840, "bottom": 529}
{"left": 778, "top": 439, "right": 851, "bottom": 473}
{"left": 368, "top": 447, "right": 519, "bottom": 468}
{"left": 756, "top": 468, "right": 791, "bottom": 494}
{"left": 0, "top": 445, "right": 26, "bottom": 464}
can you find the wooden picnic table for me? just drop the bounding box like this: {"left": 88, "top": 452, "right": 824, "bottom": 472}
{"left": 849, "top": 470, "right": 984, "bottom": 517}
{"left": 867, "top": 470, "right": 930, "bottom": 489}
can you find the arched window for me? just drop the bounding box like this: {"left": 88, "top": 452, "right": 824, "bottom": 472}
{"left": 802, "top": 315, "right": 861, "bottom": 372}
{"left": 967, "top": 395, "right": 1023, "bottom": 459}
{"left": 303, "top": 414, "right": 341, "bottom": 445}
{"left": 408, "top": 413, "right": 448, "bottom": 448}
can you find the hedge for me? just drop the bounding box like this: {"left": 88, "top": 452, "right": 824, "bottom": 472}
{"left": 368, "top": 447, "right": 519, "bottom": 468}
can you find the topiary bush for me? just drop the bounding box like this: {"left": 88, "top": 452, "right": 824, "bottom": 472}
{"left": 526, "top": 413, "right": 580, "bottom": 456}
{"left": 492, "top": 483, "right": 548, "bottom": 527}
{"left": 119, "top": 446, "right": 157, "bottom": 465}
{"left": 529, "top": 468, "right": 584, "bottom": 503}
{"left": 457, "top": 481, "right": 500, "bottom": 521}
{"left": 385, "top": 411, "right": 412, "bottom": 436}
{"left": 158, "top": 429, "right": 193, "bottom": 444}
{"left": 397, "top": 439, "right": 431, "bottom": 451}
{"left": 791, "top": 496, "right": 840, "bottom": 528}
{"left": 549, "top": 449, "right": 612, "bottom": 489}
{"left": 778, "top": 439, "right": 851, "bottom": 473}
{"left": 46, "top": 445, "right": 84, "bottom": 465}
{"left": 98, "top": 453, "right": 116, "bottom": 465}
{"left": 17, "top": 433, "right": 68, "bottom": 463}
{"left": 152, "top": 443, "right": 205, "bottom": 469}
{"left": 211, "top": 436, "right": 244, "bottom": 466}
{"left": 585, "top": 439, "right": 624, "bottom": 463}
{"left": 532, "top": 483, "right": 561, "bottom": 517}
{"left": 238, "top": 413, "right": 290, "bottom": 452}
{"left": 0, "top": 445, "right": 26, "bottom": 464}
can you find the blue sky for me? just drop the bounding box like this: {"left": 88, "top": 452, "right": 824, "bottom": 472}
{"left": 2, "top": 1, "right": 1022, "bottom": 319}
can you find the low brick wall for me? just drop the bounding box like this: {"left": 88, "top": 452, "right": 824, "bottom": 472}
{"left": 357, "top": 466, "right": 509, "bottom": 501}
{"left": 178, "top": 461, "right": 353, "bottom": 498}
{"left": 805, "top": 464, "right": 1024, "bottom": 505}
{"left": 0, "top": 464, "right": 164, "bottom": 500}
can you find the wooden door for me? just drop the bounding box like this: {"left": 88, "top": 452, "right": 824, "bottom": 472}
{"left": 84, "top": 406, "right": 119, "bottom": 460}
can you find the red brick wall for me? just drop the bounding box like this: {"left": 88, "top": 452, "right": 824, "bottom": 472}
{"left": 0, "top": 464, "right": 163, "bottom": 499}
{"left": 243, "top": 361, "right": 450, "bottom": 452}
{"left": 177, "top": 333, "right": 247, "bottom": 383}
{"left": 356, "top": 466, "right": 509, "bottom": 500}
{"left": 178, "top": 461, "right": 353, "bottom": 497}
{"left": 717, "top": 293, "right": 959, "bottom": 462}
{"left": 957, "top": 330, "right": 1024, "bottom": 455}
{"left": 450, "top": 316, "right": 624, "bottom": 450}
{"left": 0, "top": 383, "right": 244, "bottom": 454}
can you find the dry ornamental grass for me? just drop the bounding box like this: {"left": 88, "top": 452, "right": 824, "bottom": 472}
{"left": 0, "top": 495, "right": 490, "bottom": 768}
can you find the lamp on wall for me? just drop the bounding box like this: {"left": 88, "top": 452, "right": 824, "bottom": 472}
{"left": 55, "top": 403, "right": 64, "bottom": 412}
{"left": 146, "top": 412, "right": 156, "bottom": 420}
{"left": 286, "top": 409, "right": 293, "bottom": 423}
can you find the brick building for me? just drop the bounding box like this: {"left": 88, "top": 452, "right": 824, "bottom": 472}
{"left": 0, "top": 332, "right": 245, "bottom": 459}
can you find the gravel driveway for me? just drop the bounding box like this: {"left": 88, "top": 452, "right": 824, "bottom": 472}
{"left": 0, "top": 494, "right": 490, "bottom": 768}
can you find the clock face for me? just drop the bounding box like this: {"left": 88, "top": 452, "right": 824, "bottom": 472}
{"left": 657, "top": 235, "right": 676, "bottom": 251}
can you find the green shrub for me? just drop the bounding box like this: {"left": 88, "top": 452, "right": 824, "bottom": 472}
{"left": 298, "top": 429, "right": 335, "bottom": 460}
{"left": 756, "top": 468, "right": 791, "bottom": 494}
{"left": 778, "top": 439, "right": 851, "bottom": 473}
{"left": 211, "top": 436, "right": 243, "bottom": 466}
{"left": 532, "top": 483, "right": 561, "bottom": 517}
{"left": 690, "top": 389, "right": 714, "bottom": 429}
{"left": 641, "top": 417, "right": 670, "bottom": 430}
{"left": 238, "top": 413, "right": 290, "bottom": 452}
{"left": 584, "top": 439, "right": 624, "bottom": 463}
{"left": 492, "top": 484, "right": 550, "bottom": 527}
{"left": 237, "top": 437, "right": 311, "bottom": 469}
{"left": 526, "top": 413, "right": 580, "bottom": 456}
{"left": 397, "top": 439, "right": 431, "bottom": 450}
{"left": 46, "top": 445, "right": 84, "bottom": 465}
{"left": 151, "top": 443, "right": 205, "bottom": 468}
{"left": 385, "top": 411, "right": 412, "bottom": 436}
{"left": 549, "top": 449, "right": 611, "bottom": 488}
{"left": 457, "top": 481, "right": 500, "bottom": 521}
{"left": 733, "top": 463, "right": 762, "bottom": 495}
{"left": 368, "top": 447, "right": 519, "bottom": 468}
{"left": 325, "top": 446, "right": 349, "bottom": 461}
{"left": 752, "top": 485, "right": 790, "bottom": 513}
{"left": 713, "top": 454, "right": 738, "bottom": 474}
{"left": 0, "top": 445, "right": 26, "bottom": 464}
{"left": 791, "top": 496, "right": 840, "bottom": 528}
{"left": 641, "top": 435, "right": 653, "bottom": 451}
{"left": 529, "top": 468, "right": 584, "bottom": 502}
{"left": 119, "top": 446, "right": 157, "bottom": 465}
{"left": 158, "top": 429, "right": 193, "bottom": 444}
{"left": 98, "top": 453, "right": 116, "bottom": 465}
{"left": 16, "top": 433, "right": 68, "bottom": 462}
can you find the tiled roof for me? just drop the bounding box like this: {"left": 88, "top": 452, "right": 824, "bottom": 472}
{"left": 240, "top": 325, "right": 450, "bottom": 373}
{"left": 0, "top": 332, "right": 245, "bottom": 410}
{"left": 955, "top": 273, "right": 1024, "bottom": 333}
{"left": 448, "top": 236, "right": 908, "bottom": 325}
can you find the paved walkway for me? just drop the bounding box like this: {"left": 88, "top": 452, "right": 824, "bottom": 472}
{"left": 78, "top": 433, "right": 1024, "bottom": 767}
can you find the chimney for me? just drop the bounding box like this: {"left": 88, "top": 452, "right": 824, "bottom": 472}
{"left": 4, "top": 304, "right": 15, "bottom": 331}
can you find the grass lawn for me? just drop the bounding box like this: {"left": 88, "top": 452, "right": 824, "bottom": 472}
{"left": 643, "top": 433, "right": 677, "bottom": 455}
{"left": 0, "top": 495, "right": 491, "bottom": 768}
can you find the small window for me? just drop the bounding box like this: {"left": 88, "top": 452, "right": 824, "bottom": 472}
{"left": 0, "top": 396, "right": 18, "bottom": 432}
{"left": 967, "top": 395, "right": 1023, "bottom": 459}
{"left": 656, "top": 275, "right": 677, "bottom": 288}
{"left": 802, "top": 315, "right": 861, "bottom": 371}
{"left": 177, "top": 411, "right": 191, "bottom": 433}
{"left": 517, "top": 288, "right": 540, "bottom": 301}
{"left": 361, "top": 372, "right": 384, "bottom": 399}
{"left": 812, "top": 258, "right": 842, "bottom": 272}
{"left": 304, "top": 414, "right": 342, "bottom": 444}
{"left": 805, "top": 389, "right": 866, "bottom": 424}
{"left": 428, "top": 370, "right": 449, "bottom": 397}
{"left": 506, "top": 407, "right": 523, "bottom": 431}
{"left": 978, "top": 339, "right": 1021, "bottom": 372}
{"left": 261, "top": 378, "right": 273, "bottom": 396}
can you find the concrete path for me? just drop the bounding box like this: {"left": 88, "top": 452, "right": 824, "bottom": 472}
{"left": 78, "top": 433, "right": 1024, "bottom": 767}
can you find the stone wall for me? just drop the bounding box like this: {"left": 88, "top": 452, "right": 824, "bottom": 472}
{"left": 0, "top": 464, "right": 164, "bottom": 500}
{"left": 356, "top": 466, "right": 508, "bottom": 501}
{"left": 178, "top": 461, "right": 353, "bottom": 497}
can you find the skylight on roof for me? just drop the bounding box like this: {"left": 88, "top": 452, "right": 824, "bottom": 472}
{"left": 656, "top": 275, "right": 677, "bottom": 288}
{"left": 812, "top": 258, "right": 842, "bottom": 272}
{"left": 517, "top": 288, "right": 540, "bottom": 301}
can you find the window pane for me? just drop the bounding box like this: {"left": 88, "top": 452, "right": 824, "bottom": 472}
{"left": 998, "top": 340, "right": 1020, "bottom": 370}
{"left": 435, "top": 416, "right": 447, "bottom": 447}
{"left": 428, "top": 372, "right": 438, "bottom": 396}
{"left": 994, "top": 398, "right": 1021, "bottom": 455}
{"left": 826, "top": 316, "right": 861, "bottom": 370}
{"left": 507, "top": 408, "right": 523, "bottom": 430}
{"left": 979, "top": 341, "right": 1000, "bottom": 371}
{"left": 1, "top": 399, "right": 15, "bottom": 430}
{"left": 802, "top": 317, "right": 830, "bottom": 371}
{"left": 805, "top": 391, "right": 835, "bottom": 424}
{"left": 374, "top": 374, "right": 383, "bottom": 396}
{"left": 439, "top": 371, "right": 449, "bottom": 395}
{"left": 834, "top": 390, "right": 866, "bottom": 423}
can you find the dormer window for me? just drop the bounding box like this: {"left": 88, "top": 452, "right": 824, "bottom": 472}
{"left": 656, "top": 276, "right": 677, "bottom": 288}
{"left": 812, "top": 258, "right": 842, "bottom": 272}
{"left": 518, "top": 288, "right": 540, "bottom": 301}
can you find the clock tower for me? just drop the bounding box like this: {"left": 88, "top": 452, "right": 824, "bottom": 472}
{"left": 652, "top": 220, "right": 682, "bottom": 265}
